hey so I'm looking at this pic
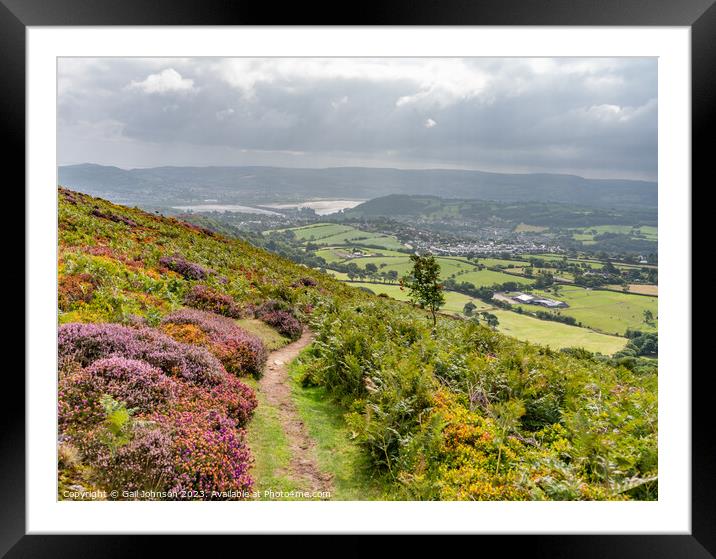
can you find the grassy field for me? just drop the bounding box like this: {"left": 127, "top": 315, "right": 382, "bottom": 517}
{"left": 491, "top": 310, "right": 628, "bottom": 354}
{"left": 571, "top": 224, "right": 658, "bottom": 242}
{"left": 512, "top": 285, "right": 658, "bottom": 335}
{"left": 345, "top": 281, "right": 627, "bottom": 354}
{"left": 315, "top": 246, "right": 407, "bottom": 264}
{"left": 453, "top": 268, "right": 535, "bottom": 288}
{"left": 282, "top": 223, "right": 356, "bottom": 241}
{"left": 312, "top": 230, "right": 406, "bottom": 250}
{"left": 349, "top": 255, "right": 471, "bottom": 277}
{"left": 323, "top": 269, "right": 350, "bottom": 280}
{"left": 514, "top": 223, "right": 549, "bottom": 233}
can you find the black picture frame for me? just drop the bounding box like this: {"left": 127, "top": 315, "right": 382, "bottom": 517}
{"left": 7, "top": 1, "right": 706, "bottom": 556}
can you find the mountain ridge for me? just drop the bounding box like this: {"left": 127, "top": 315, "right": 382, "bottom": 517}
{"left": 58, "top": 163, "right": 657, "bottom": 210}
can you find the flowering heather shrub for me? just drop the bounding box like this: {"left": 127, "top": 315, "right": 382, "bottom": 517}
{"left": 212, "top": 376, "right": 257, "bottom": 426}
{"left": 259, "top": 310, "right": 302, "bottom": 341}
{"left": 253, "top": 300, "right": 302, "bottom": 340}
{"left": 160, "top": 410, "right": 253, "bottom": 499}
{"left": 58, "top": 371, "right": 106, "bottom": 430}
{"left": 159, "top": 256, "right": 212, "bottom": 280}
{"left": 183, "top": 285, "right": 242, "bottom": 318}
{"left": 168, "top": 354, "right": 256, "bottom": 424}
{"left": 60, "top": 188, "right": 79, "bottom": 205}
{"left": 291, "top": 277, "right": 318, "bottom": 288}
{"left": 255, "top": 299, "right": 293, "bottom": 316}
{"left": 58, "top": 322, "right": 226, "bottom": 386}
{"left": 90, "top": 208, "right": 138, "bottom": 228}
{"left": 85, "top": 245, "right": 144, "bottom": 269}
{"left": 83, "top": 423, "right": 175, "bottom": 497}
{"left": 58, "top": 358, "right": 178, "bottom": 431}
{"left": 92, "top": 358, "right": 174, "bottom": 408}
{"left": 173, "top": 371, "right": 257, "bottom": 427}
{"left": 162, "top": 308, "right": 267, "bottom": 377}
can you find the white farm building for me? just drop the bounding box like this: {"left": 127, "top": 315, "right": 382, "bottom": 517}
{"left": 510, "top": 292, "right": 567, "bottom": 309}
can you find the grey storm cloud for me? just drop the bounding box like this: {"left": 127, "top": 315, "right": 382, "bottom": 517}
{"left": 57, "top": 57, "right": 657, "bottom": 180}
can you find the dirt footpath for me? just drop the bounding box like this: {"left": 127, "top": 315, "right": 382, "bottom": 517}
{"left": 259, "top": 330, "right": 333, "bottom": 497}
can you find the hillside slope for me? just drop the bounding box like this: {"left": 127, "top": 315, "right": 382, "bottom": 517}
{"left": 57, "top": 188, "right": 657, "bottom": 501}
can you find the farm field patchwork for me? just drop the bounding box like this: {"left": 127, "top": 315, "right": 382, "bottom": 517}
{"left": 346, "top": 281, "right": 492, "bottom": 315}
{"left": 511, "top": 285, "right": 658, "bottom": 335}
{"left": 279, "top": 223, "right": 406, "bottom": 250}
{"left": 330, "top": 254, "right": 534, "bottom": 288}
{"left": 345, "top": 281, "right": 627, "bottom": 354}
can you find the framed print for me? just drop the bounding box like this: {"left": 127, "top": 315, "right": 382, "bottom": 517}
{"left": 8, "top": 0, "right": 708, "bottom": 556}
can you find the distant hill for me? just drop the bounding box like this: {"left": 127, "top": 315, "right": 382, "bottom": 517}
{"left": 58, "top": 163, "right": 657, "bottom": 209}
{"left": 343, "top": 194, "right": 657, "bottom": 228}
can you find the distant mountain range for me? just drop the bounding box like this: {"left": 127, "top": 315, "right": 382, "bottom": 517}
{"left": 58, "top": 163, "right": 657, "bottom": 209}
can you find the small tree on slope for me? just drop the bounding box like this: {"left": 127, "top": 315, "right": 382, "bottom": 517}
{"left": 401, "top": 254, "right": 445, "bottom": 328}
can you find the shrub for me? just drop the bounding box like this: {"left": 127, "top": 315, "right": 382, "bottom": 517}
{"left": 58, "top": 357, "right": 179, "bottom": 431}
{"left": 58, "top": 273, "right": 98, "bottom": 309}
{"left": 259, "top": 310, "right": 302, "bottom": 340}
{"left": 159, "top": 256, "right": 212, "bottom": 280}
{"left": 183, "top": 285, "right": 242, "bottom": 318}
{"left": 90, "top": 208, "right": 138, "bottom": 228}
{"left": 162, "top": 308, "right": 267, "bottom": 377}
{"left": 82, "top": 421, "right": 175, "bottom": 497}
{"left": 291, "top": 277, "right": 318, "bottom": 288}
{"left": 254, "top": 300, "right": 302, "bottom": 340}
{"left": 162, "top": 410, "right": 254, "bottom": 498}
{"left": 255, "top": 299, "right": 293, "bottom": 315}
{"left": 174, "top": 374, "right": 257, "bottom": 427}
{"left": 58, "top": 322, "right": 226, "bottom": 386}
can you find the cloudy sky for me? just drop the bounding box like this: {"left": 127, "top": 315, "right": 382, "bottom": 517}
{"left": 58, "top": 57, "right": 657, "bottom": 181}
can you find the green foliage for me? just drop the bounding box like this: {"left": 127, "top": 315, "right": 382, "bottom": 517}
{"left": 98, "top": 394, "right": 136, "bottom": 451}
{"left": 401, "top": 254, "right": 446, "bottom": 327}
